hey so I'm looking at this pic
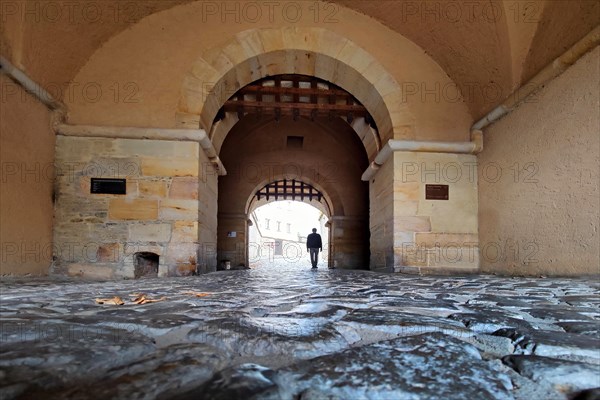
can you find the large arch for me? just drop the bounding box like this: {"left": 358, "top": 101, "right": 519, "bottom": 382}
{"left": 63, "top": 3, "right": 475, "bottom": 141}
{"left": 177, "top": 27, "right": 408, "bottom": 146}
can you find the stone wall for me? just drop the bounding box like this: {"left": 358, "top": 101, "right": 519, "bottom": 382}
{"left": 370, "top": 151, "right": 479, "bottom": 273}
{"left": 53, "top": 135, "right": 216, "bottom": 278}
{"left": 198, "top": 148, "right": 219, "bottom": 274}
{"left": 0, "top": 74, "right": 54, "bottom": 275}
{"left": 0, "top": 74, "right": 56, "bottom": 275}
{"left": 478, "top": 46, "right": 600, "bottom": 276}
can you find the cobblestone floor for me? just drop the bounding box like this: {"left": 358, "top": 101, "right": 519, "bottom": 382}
{"left": 1, "top": 266, "right": 599, "bottom": 399}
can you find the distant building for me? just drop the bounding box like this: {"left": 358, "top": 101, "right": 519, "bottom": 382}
{"left": 249, "top": 201, "right": 329, "bottom": 267}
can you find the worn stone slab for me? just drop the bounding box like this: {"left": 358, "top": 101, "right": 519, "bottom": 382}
{"left": 108, "top": 198, "right": 159, "bottom": 220}
{"left": 523, "top": 307, "right": 595, "bottom": 322}
{"left": 169, "top": 177, "right": 199, "bottom": 200}
{"left": 173, "top": 363, "right": 279, "bottom": 400}
{"left": 182, "top": 333, "right": 514, "bottom": 400}
{"left": 338, "top": 308, "right": 470, "bottom": 344}
{"left": 493, "top": 328, "right": 600, "bottom": 362}
{"left": 276, "top": 333, "right": 513, "bottom": 399}
{"left": 187, "top": 316, "right": 350, "bottom": 362}
{"left": 141, "top": 158, "right": 198, "bottom": 177}
{"left": 66, "top": 263, "right": 115, "bottom": 279}
{"left": 159, "top": 199, "right": 199, "bottom": 221}
{"left": 128, "top": 223, "right": 172, "bottom": 242}
{"left": 448, "top": 311, "right": 535, "bottom": 334}
{"left": 138, "top": 180, "right": 168, "bottom": 198}
{"left": 42, "top": 344, "right": 228, "bottom": 400}
{"left": 0, "top": 323, "right": 156, "bottom": 397}
{"left": 557, "top": 321, "right": 600, "bottom": 338}
{"left": 502, "top": 355, "right": 600, "bottom": 394}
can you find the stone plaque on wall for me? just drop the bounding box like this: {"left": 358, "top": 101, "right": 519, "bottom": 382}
{"left": 425, "top": 184, "right": 449, "bottom": 200}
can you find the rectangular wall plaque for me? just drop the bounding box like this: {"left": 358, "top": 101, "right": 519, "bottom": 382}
{"left": 425, "top": 184, "right": 449, "bottom": 200}
{"left": 90, "top": 178, "right": 126, "bottom": 195}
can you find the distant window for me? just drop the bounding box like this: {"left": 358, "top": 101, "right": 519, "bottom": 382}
{"left": 265, "top": 219, "right": 270, "bottom": 229}
{"left": 287, "top": 136, "right": 304, "bottom": 149}
{"left": 286, "top": 223, "right": 291, "bottom": 233}
{"left": 277, "top": 221, "right": 281, "bottom": 232}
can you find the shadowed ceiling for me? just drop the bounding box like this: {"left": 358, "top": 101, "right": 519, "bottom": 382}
{"left": 1, "top": 0, "right": 598, "bottom": 120}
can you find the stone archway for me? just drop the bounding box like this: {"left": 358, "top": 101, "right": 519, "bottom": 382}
{"left": 177, "top": 27, "right": 412, "bottom": 148}
{"left": 182, "top": 31, "right": 407, "bottom": 272}
{"left": 217, "top": 109, "right": 370, "bottom": 270}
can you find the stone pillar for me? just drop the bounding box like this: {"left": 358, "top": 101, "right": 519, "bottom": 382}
{"left": 369, "top": 151, "right": 479, "bottom": 274}
{"left": 369, "top": 158, "right": 395, "bottom": 270}
{"left": 330, "top": 216, "right": 369, "bottom": 269}
{"left": 198, "top": 153, "right": 219, "bottom": 273}
{"left": 217, "top": 213, "right": 247, "bottom": 268}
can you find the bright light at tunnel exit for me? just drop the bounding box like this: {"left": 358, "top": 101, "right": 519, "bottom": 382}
{"left": 248, "top": 201, "right": 330, "bottom": 268}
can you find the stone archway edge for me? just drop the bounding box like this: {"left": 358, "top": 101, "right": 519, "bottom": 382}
{"left": 180, "top": 27, "right": 409, "bottom": 146}
{"left": 55, "top": 123, "right": 227, "bottom": 175}
{"left": 361, "top": 131, "right": 483, "bottom": 181}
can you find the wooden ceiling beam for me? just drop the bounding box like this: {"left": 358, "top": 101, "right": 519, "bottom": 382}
{"left": 236, "top": 85, "right": 350, "bottom": 97}
{"left": 224, "top": 100, "right": 367, "bottom": 113}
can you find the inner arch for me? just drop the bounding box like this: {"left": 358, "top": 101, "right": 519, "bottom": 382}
{"left": 217, "top": 110, "right": 370, "bottom": 270}
{"left": 247, "top": 179, "right": 332, "bottom": 218}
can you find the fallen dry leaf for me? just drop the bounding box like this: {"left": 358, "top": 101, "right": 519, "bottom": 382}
{"left": 95, "top": 296, "right": 125, "bottom": 305}
{"left": 182, "top": 291, "right": 211, "bottom": 297}
{"left": 130, "top": 293, "right": 146, "bottom": 303}
{"left": 132, "top": 294, "right": 167, "bottom": 305}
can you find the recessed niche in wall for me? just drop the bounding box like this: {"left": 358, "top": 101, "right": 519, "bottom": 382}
{"left": 134, "top": 252, "right": 159, "bottom": 278}
{"left": 287, "top": 136, "right": 304, "bottom": 149}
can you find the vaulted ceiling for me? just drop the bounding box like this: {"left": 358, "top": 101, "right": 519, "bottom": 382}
{"left": 1, "top": 0, "right": 598, "bottom": 121}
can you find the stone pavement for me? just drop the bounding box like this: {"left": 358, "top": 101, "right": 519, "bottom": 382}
{"left": 1, "top": 266, "right": 599, "bottom": 399}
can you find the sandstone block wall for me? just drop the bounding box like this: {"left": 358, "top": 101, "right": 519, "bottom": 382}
{"left": 369, "top": 158, "right": 395, "bottom": 270}
{"left": 370, "top": 151, "right": 479, "bottom": 273}
{"left": 53, "top": 135, "right": 217, "bottom": 278}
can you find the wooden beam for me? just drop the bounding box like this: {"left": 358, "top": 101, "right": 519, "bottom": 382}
{"left": 224, "top": 100, "right": 367, "bottom": 113}
{"left": 236, "top": 85, "right": 349, "bottom": 97}
{"left": 293, "top": 77, "right": 300, "bottom": 104}
{"left": 274, "top": 77, "right": 281, "bottom": 102}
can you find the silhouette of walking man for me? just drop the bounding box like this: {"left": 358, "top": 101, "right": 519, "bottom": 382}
{"left": 306, "top": 228, "right": 322, "bottom": 269}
